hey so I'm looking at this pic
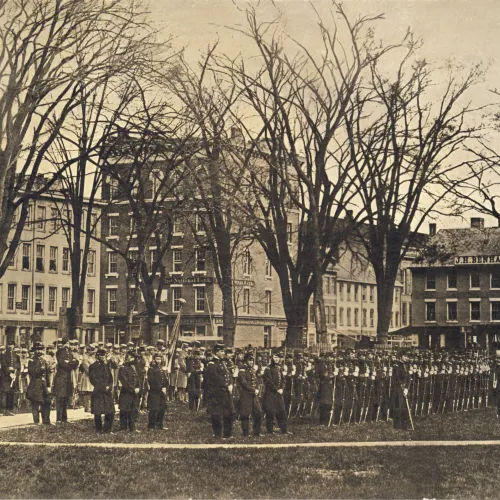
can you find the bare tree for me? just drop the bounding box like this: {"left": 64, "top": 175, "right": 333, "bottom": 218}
{"left": 0, "top": 0, "right": 152, "bottom": 278}
{"left": 344, "top": 46, "right": 484, "bottom": 343}
{"left": 216, "top": 3, "right": 400, "bottom": 347}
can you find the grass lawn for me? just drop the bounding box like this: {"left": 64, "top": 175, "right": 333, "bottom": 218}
{"left": 1, "top": 402, "right": 500, "bottom": 444}
{"left": 0, "top": 444, "right": 498, "bottom": 499}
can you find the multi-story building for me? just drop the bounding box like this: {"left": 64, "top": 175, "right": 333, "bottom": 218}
{"left": 410, "top": 218, "right": 500, "bottom": 350}
{"left": 0, "top": 194, "right": 101, "bottom": 346}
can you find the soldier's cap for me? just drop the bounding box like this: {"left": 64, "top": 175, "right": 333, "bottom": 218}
{"left": 106, "top": 343, "right": 113, "bottom": 348}
{"left": 90, "top": 343, "right": 98, "bottom": 349}
{"left": 213, "top": 343, "right": 226, "bottom": 353}
{"left": 96, "top": 348, "right": 107, "bottom": 356}
{"left": 70, "top": 339, "right": 78, "bottom": 344}
{"left": 79, "top": 344, "right": 85, "bottom": 348}
{"left": 87, "top": 345, "right": 96, "bottom": 351}
{"left": 245, "top": 352, "right": 255, "bottom": 362}
{"left": 13, "top": 347, "right": 20, "bottom": 352}
{"left": 21, "top": 348, "right": 28, "bottom": 353}
{"left": 127, "top": 342, "right": 135, "bottom": 346}
{"left": 193, "top": 349, "right": 201, "bottom": 355}
{"left": 113, "top": 344, "right": 120, "bottom": 349}
{"left": 495, "top": 350, "right": 500, "bottom": 357}
{"left": 120, "top": 344, "right": 127, "bottom": 348}
{"left": 138, "top": 346, "right": 146, "bottom": 353}
{"left": 98, "top": 341, "right": 104, "bottom": 346}
{"left": 147, "top": 346, "right": 155, "bottom": 351}
{"left": 156, "top": 339, "right": 165, "bottom": 344}
{"left": 191, "top": 340, "right": 201, "bottom": 348}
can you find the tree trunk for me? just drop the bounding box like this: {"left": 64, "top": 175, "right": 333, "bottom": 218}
{"left": 285, "top": 301, "right": 308, "bottom": 348}
{"left": 375, "top": 269, "right": 398, "bottom": 345}
{"left": 221, "top": 287, "right": 235, "bottom": 346}
{"left": 142, "top": 315, "right": 159, "bottom": 345}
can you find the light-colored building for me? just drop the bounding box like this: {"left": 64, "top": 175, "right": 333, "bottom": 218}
{"left": 0, "top": 194, "right": 101, "bottom": 346}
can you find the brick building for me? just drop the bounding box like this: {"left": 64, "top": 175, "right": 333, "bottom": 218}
{"left": 410, "top": 218, "right": 500, "bottom": 350}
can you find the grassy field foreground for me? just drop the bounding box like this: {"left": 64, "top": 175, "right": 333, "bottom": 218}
{"left": 0, "top": 445, "right": 498, "bottom": 499}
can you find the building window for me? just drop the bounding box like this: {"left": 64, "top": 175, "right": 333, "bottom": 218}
{"left": 195, "top": 325, "right": 206, "bottom": 337}
{"left": 447, "top": 270, "right": 457, "bottom": 289}
{"left": 354, "top": 308, "right": 359, "bottom": 327}
{"left": 48, "top": 287, "right": 57, "bottom": 313}
{"left": 21, "top": 285, "right": 30, "bottom": 311}
{"left": 173, "top": 288, "right": 183, "bottom": 312}
{"left": 150, "top": 249, "right": 158, "bottom": 270}
{"left": 265, "top": 290, "right": 272, "bottom": 315}
{"left": 243, "top": 249, "right": 251, "bottom": 275}
{"left": 109, "top": 178, "right": 118, "bottom": 199}
{"left": 362, "top": 309, "right": 367, "bottom": 327}
{"left": 35, "top": 285, "right": 44, "bottom": 313}
{"left": 287, "top": 222, "right": 293, "bottom": 243}
{"left": 7, "top": 284, "right": 16, "bottom": 311}
{"left": 332, "top": 307, "right": 337, "bottom": 325}
{"left": 426, "top": 272, "right": 436, "bottom": 290}
{"left": 194, "top": 213, "right": 204, "bottom": 233}
{"left": 195, "top": 248, "right": 206, "bottom": 272}
{"left": 362, "top": 285, "right": 367, "bottom": 301}
{"left": 325, "top": 306, "right": 330, "bottom": 324}
{"left": 49, "top": 246, "right": 57, "bottom": 272}
{"left": 402, "top": 303, "right": 407, "bottom": 326}
{"left": 265, "top": 259, "right": 272, "bottom": 278}
{"left": 264, "top": 326, "right": 271, "bottom": 348}
{"left": 470, "top": 301, "right": 481, "bottom": 321}
{"left": 62, "top": 248, "right": 70, "bottom": 272}
{"left": 491, "top": 271, "right": 500, "bottom": 289}
{"left": 369, "top": 309, "right": 374, "bottom": 327}
{"left": 108, "top": 289, "right": 117, "bottom": 313}
{"left": 339, "top": 307, "right": 344, "bottom": 326}
{"left": 173, "top": 216, "right": 183, "bottom": 234}
{"left": 370, "top": 286, "right": 374, "bottom": 302}
{"left": 22, "top": 243, "right": 31, "bottom": 270}
{"left": 37, "top": 206, "right": 46, "bottom": 231}
{"left": 36, "top": 245, "right": 45, "bottom": 272}
{"left": 395, "top": 312, "right": 400, "bottom": 328}
{"left": 195, "top": 288, "right": 205, "bottom": 312}
{"left": 354, "top": 284, "right": 359, "bottom": 301}
{"left": 108, "top": 217, "right": 118, "bottom": 236}
{"left": 51, "top": 207, "right": 58, "bottom": 231}
{"left": 87, "top": 250, "right": 95, "bottom": 276}
{"left": 346, "top": 308, "right": 351, "bottom": 326}
{"left": 491, "top": 302, "right": 500, "bottom": 321}
{"left": 62, "top": 288, "right": 70, "bottom": 309}
{"left": 347, "top": 284, "right": 351, "bottom": 301}
{"left": 309, "top": 304, "right": 315, "bottom": 323}
{"left": 173, "top": 250, "right": 183, "bottom": 272}
{"left": 447, "top": 302, "right": 457, "bottom": 321}
{"left": 339, "top": 283, "right": 344, "bottom": 301}
{"left": 26, "top": 205, "right": 32, "bottom": 228}
{"left": 108, "top": 252, "right": 118, "bottom": 274}
{"left": 470, "top": 270, "right": 480, "bottom": 289}
{"left": 243, "top": 289, "right": 250, "bottom": 314}
{"left": 87, "top": 289, "right": 95, "bottom": 316}
{"left": 426, "top": 302, "right": 436, "bottom": 322}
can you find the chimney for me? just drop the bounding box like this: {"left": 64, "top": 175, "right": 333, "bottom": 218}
{"left": 346, "top": 210, "right": 353, "bottom": 220}
{"left": 471, "top": 217, "right": 484, "bottom": 229}
{"left": 231, "top": 126, "right": 242, "bottom": 140}
{"left": 429, "top": 223, "right": 436, "bottom": 237}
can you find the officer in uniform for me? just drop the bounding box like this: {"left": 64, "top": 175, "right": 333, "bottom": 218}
{"left": 27, "top": 342, "right": 53, "bottom": 425}
{"left": 147, "top": 351, "right": 168, "bottom": 430}
{"left": 53, "top": 337, "right": 79, "bottom": 423}
{"left": 204, "top": 343, "right": 234, "bottom": 439}
{"left": 262, "top": 352, "right": 290, "bottom": 434}
{"left": 118, "top": 350, "right": 140, "bottom": 432}
{"left": 89, "top": 348, "right": 115, "bottom": 433}
{"left": 237, "top": 352, "right": 263, "bottom": 437}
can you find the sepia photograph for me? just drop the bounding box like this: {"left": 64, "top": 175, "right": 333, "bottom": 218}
{"left": 0, "top": 0, "right": 499, "bottom": 498}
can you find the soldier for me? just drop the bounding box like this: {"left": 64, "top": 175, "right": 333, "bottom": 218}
{"left": 109, "top": 344, "right": 122, "bottom": 403}
{"left": 53, "top": 337, "right": 79, "bottom": 423}
{"left": 118, "top": 350, "right": 140, "bottom": 432}
{"left": 1, "top": 341, "right": 20, "bottom": 415}
{"left": 187, "top": 349, "right": 203, "bottom": 411}
{"left": 147, "top": 351, "right": 168, "bottom": 430}
{"left": 135, "top": 346, "right": 149, "bottom": 411}
{"left": 316, "top": 352, "right": 334, "bottom": 426}
{"left": 27, "top": 343, "right": 53, "bottom": 425}
{"left": 79, "top": 345, "right": 96, "bottom": 413}
{"left": 204, "top": 343, "right": 234, "bottom": 439}
{"left": 391, "top": 350, "right": 412, "bottom": 430}
{"left": 262, "top": 352, "right": 291, "bottom": 435}
{"left": 89, "top": 348, "right": 115, "bottom": 434}
{"left": 237, "top": 353, "right": 263, "bottom": 437}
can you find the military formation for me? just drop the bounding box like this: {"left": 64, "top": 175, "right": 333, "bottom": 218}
{"left": 0, "top": 337, "right": 498, "bottom": 438}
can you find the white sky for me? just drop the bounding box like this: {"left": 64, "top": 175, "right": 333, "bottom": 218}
{"left": 150, "top": 0, "right": 500, "bottom": 232}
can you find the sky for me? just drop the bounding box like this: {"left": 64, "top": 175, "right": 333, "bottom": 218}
{"left": 150, "top": 0, "right": 500, "bottom": 231}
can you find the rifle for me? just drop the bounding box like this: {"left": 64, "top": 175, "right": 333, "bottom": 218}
{"left": 338, "top": 376, "right": 347, "bottom": 425}
{"left": 363, "top": 378, "right": 374, "bottom": 423}
{"left": 375, "top": 374, "right": 384, "bottom": 422}
{"left": 348, "top": 376, "right": 358, "bottom": 425}
{"left": 328, "top": 365, "right": 337, "bottom": 427}
{"left": 358, "top": 377, "right": 367, "bottom": 424}
{"left": 404, "top": 392, "right": 415, "bottom": 431}
{"left": 428, "top": 370, "right": 435, "bottom": 415}
{"left": 386, "top": 358, "right": 393, "bottom": 421}
{"left": 441, "top": 372, "right": 450, "bottom": 414}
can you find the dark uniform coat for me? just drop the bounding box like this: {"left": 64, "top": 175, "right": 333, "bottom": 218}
{"left": 118, "top": 364, "right": 140, "bottom": 412}
{"left": 27, "top": 356, "right": 51, "bottom": 403}
{"left": 1, "top": 349, "right": 20, "bottom": 392}
{"left": 262, "top": 363, "right": 286, "bottom": 414}
{"left": 53, "top": 347, "right": 79, "bottom": 398}
{"left": 89, "top": 360, "right": 115, "bottom": 415}
{"left": 237, "top": 364, "right": 263, "bottom": 418}
{"left": 147, "top": 363, "right": 168, "bottom": 411}
{"left": 204, "top": 357, "right": 234, "bottom": 417}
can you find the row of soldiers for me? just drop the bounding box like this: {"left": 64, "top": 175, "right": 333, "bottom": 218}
{"left": 0, "top": 337, "right": 499, "bottom": 437}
